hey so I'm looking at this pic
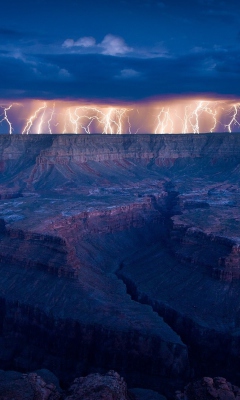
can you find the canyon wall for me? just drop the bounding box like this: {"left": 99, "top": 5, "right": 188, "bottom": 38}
{"left": 1, "top": 133, "right": 240, "bottom": 168}
{"left": 0, "top": 133, "right": 240, "bottom": 395}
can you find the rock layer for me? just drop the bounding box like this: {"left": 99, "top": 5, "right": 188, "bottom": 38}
{"left": 1, "top": 134, "right": 240, "bottom": 394}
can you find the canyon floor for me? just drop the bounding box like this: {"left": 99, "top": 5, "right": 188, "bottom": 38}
{"left": 0, "top": 133, "right": 240, "bottom": 397}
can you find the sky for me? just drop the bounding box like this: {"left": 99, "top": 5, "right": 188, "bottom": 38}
{"left": 1, "top": 0, "right": 240, "bottom": 103}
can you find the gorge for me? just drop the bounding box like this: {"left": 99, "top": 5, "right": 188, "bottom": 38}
{"left": 0, "top": 133, "right": 240, "bottom": 397}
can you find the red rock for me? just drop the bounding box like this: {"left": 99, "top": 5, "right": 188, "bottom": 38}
{"left": 64, "top": 371, "right": 131, "bottom": 400}
{"left": 0, "top": 370, "right": 61, "bottom": 400}
{"left": 176, "top": 377, "right": 240, "bottom": 400}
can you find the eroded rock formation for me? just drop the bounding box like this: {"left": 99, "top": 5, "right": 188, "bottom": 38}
{"left": 1, "top": 134, "right": 240, "bottom": 395}
{"left": 0, "top": 369, "right": 61, "bottom": 400}
{"left": 0, "top": 368, "right": 167, "bottom": 400}
{"left": 176, "top": 377, "right": 240, "bottom": 400}
{"left": 64, "top": 371, "right": 131, "bottom": 400}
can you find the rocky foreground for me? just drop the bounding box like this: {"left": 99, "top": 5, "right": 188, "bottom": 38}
{"left": 0, "top": 368, "right": 239, "bottom": 400}
{"left": 0, "top": 368, "right": 162, "bottom": 400}
{"left": 1, "top": 134, "right": 240, "bottom": 397}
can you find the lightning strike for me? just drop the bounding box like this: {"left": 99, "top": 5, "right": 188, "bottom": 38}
{"left": 188, "top": 101, "right": 204, "bottom": 134}
{"left": 154, "top": 108, "right": 174, "bottom": 134}
{"left": 3, "top": 98, "right": 240, "bottom": 134}
{"left": 74, "top": 107, "right": 97, "bottom": 134}
{"left": 66, "top": 106, "right": 133, "bottom": 134}
{"left": 37, "top": 104, "right": 47, "bottom": 134}
{"left": 62, "top": 110, "right": 69, "bottom": 134}
{"left": 127, "top": 116, "right": 133, "bottom": 134}
{"left": 175, "top": 101, "right": 218, "bottom": 134}
{"left": 225, "top": 104, "right": 240, "bottom": 133}
{"left": 203, "top": 103, "right": 217, "bottom": 133}
{"left": 0, "top": 105, "right": 13, "bottom": 134}
{"left": 22, "top": 103, "right": 47, "bottom": 134}
{"left": 68, "top": 108, "right": 79, "bottom": 134}
{"left": 47, "top": 103, "right": 55, "bottom": 134}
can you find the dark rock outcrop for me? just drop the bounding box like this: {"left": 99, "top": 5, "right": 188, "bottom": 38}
{"left": 0, "top": 368, "right": 168, "bottom": 400}
{"left": 176, "top": 377, "right": 240, "bottom": 400}
{"left": 0, "top": 369, "right": 61, "bottom": 400}
{"left": 64, "top": 370, "right": 131, "bottom": 400}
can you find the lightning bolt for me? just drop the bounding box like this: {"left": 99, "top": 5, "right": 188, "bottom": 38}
{"left": 92, "top": 107, "right": 130, "bottom": 134}
{"left": 4, "top": 98, "right": 239, "bottom": 135}
{"left": 68, "top": 108, "right": 79, "bottom": 134}
{"left": 47, "top": 103, "right": 55, "bottom": 134}
{"left": 75, "top": 107, "right": 96, "bottom": 134}
{"left": 127, "top": 116, "right": 133, "bottom": 134}
{"left": 78, "top": 108, "right": 98, "bottom": 134}
{"left": 62, "top": 109, "right": 69, "bottom": 134}
{"left": 154, "top": 108, "right": 174, "bottom": 134}
{"left": 182, "top": 101, "right": 218, "bottom": 134}
{"left": 203, "top": 103, "right": 217, "bottom": 133}
{"left": 0, "top": 105, "right": 13, "bottom": 134}
{"left": 66, "top": 106, "right": 133, "bottom": 134}
{"left": 188, "top": 101, "right": 203, "bottom": 134}
{"left": 22, "top": 103, "right": 47, "bottom": 134}
{"left": 37, "top": 104, "right": 47, "bottom": 134}
{"left": 174, "top": 106, "right": 189, "bottom": 134}
{"left": 102, "top": 108, "right": 114, "bottom": 134}
{"left": 225, "top": 103, "right": 240, "bottom": 133}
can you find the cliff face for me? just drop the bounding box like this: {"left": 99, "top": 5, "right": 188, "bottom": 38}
{"left": 1, "top": 133, "right": 240, "bottom": 395}
{"left": 169, "top": 223, "right": 240, "bottom": 281}
{"left": 1, "top": 132, "right": 240, "bottom": 167}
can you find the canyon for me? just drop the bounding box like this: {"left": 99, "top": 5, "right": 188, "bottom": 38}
{"left": 0, "top": 133, "right": 240, "bottom": 397}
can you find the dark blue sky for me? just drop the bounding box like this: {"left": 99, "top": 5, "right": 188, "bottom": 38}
{"left": 1, "top": 0, "right": 240, "bottom": 102}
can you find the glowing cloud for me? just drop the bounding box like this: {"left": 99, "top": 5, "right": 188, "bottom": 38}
{"left": 100, "top": 34, "right": 132, "bottom": 56}
{"left": 1, "top": 98, "right": 240, "bottom": 135}
{"left": 63, "top": 37, "right": 96, "bottom": 48}
{"left": 62, "top": 34, "right": 132, "bottom": 56}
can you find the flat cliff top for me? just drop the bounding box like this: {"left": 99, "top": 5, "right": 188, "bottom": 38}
{"left": 1, "top": 133, "right": 240, "bottom": 157}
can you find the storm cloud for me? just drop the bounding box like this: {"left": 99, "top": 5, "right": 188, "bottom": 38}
{"left": 0, "top": 0, "right": 240, "bottom": 101}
